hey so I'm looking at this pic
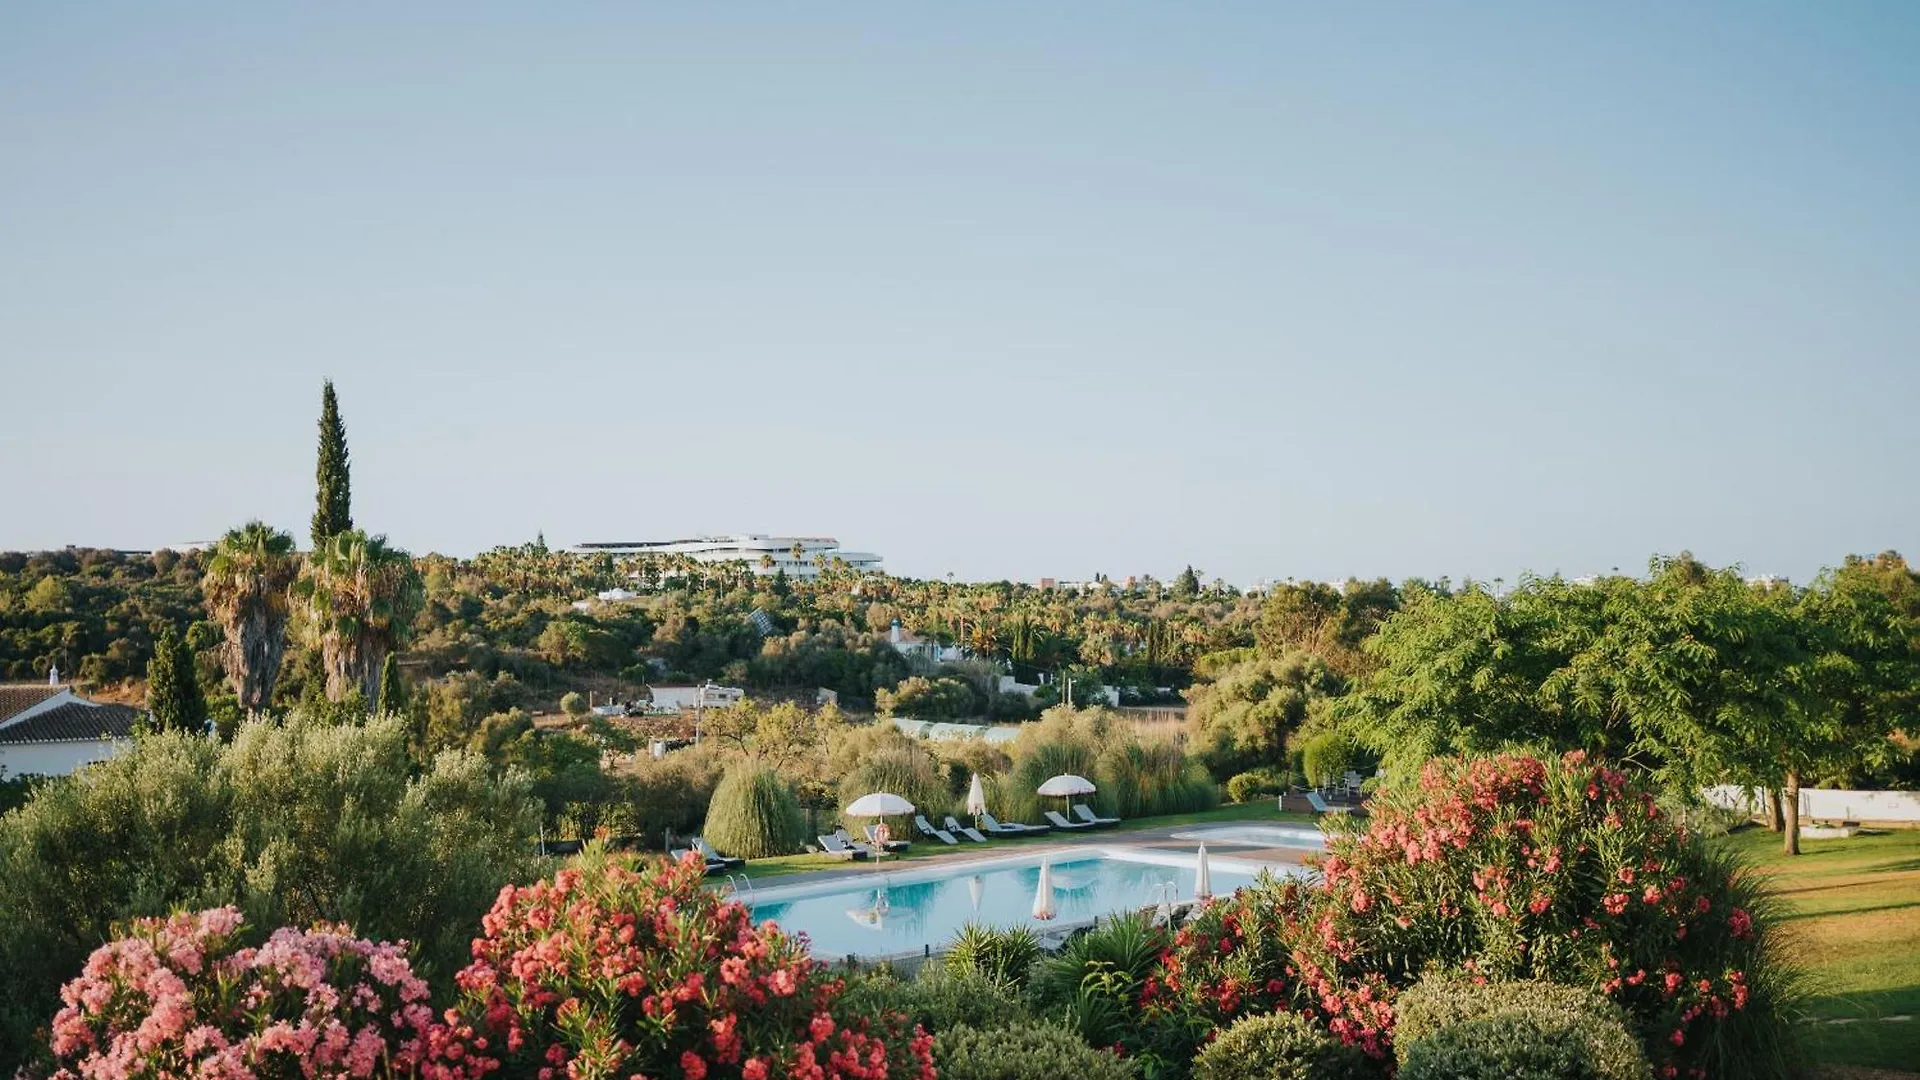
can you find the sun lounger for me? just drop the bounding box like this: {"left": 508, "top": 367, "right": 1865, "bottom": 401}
{"left": 816, "top": 834, "right": 866, "bottom": 860}
{"left": 694, "top": 838, "right": 745, "bottom": 869}
{"left": 944, "top": 816, "right": 991, "bottom": 843}
{"left": 670, "top": 847, "right": 730, "bottom": 874}
{"left": 1043, "top": 810, "right": 1096, "bottom": 831}
{"left": 1306, "top": 791, "right": 1351, "bottom": 815}
{"left": 980, "top": 812, "right": 1049, "bottom": 836}
{"left": 1072, "top": 804, "right": 1120, "bottom": 827}
{"left": 914, "top": 815, "right": 960, "bottom": 845}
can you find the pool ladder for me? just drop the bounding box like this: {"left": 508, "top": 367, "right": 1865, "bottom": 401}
{"left": 1146, "top": 879, "right": 1180, "bottom": 925}
{"left": 725, "top": 873, "right": 755, "bottom": 901}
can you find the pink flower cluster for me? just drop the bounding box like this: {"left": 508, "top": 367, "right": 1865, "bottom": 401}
{"left": 48, "top": 908, "right": 443, "bottom": 1080}
{"left": 438, "top": 852, "right": 934, "bottom": 1080}
{"left": 1295, "top": 750, "right": 1772, "bottom": 1076}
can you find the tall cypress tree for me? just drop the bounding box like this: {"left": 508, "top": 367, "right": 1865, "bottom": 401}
{"left": 311, "top": 380, "right": 353, "bottom": 549}
{"left": 377, "top": 652, "right": 407, "bottom": 715}
{"left": 146, "top": 627, "right": 208, "bottom": 733}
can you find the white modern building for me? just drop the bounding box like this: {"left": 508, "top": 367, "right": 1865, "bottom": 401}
{"left": 0, "top": 681, "right": 140, "bottom": 778}
{"left": 642, "top": 683, "right": 744, "bottom": 715}
{"left": 573, "top": 535, "right": 882, "bottom": 581}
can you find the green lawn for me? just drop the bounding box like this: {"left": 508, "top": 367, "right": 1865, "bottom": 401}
{"left": 732, "top": 800, "right": 1315, "bottom": 882}
{"left": 1718, "top": 827, "right": 1920, "bottom": 1073}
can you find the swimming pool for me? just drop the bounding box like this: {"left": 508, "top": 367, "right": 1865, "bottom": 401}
{"left": 747, "top": 848, "right": 1301, "bottom": 961}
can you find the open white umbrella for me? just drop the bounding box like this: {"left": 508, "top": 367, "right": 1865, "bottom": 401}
{"left": 1194, "top": 843, "right": 1213, "bottom": 900}
{"left": 966, "top": 773, "right": 988, "bottom": 818}
{"left": 845, "top": 792, "right": 916, "bottom": 817}
{"left": 1032, "top": 858, "right": 1057, "bottom": 920}
{"left": 1036, "top": 774, "right": 1096, "bottom": 797}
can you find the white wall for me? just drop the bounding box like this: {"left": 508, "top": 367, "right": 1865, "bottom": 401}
{"left": 0, "top": 738, "right": 130, "bottom": 778}
{"left": 1703, "top": 785, "right": 1920, "bottom": 824}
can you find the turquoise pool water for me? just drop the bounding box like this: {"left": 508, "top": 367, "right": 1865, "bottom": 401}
{"left": 748, "top": 852, "right": 1289, "bottom": 960}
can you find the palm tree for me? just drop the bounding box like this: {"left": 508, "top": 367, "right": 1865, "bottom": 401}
{"left": 294, "top": 529, "right": 425, "bottom": 705}
{"left": 201, "top": 521, "right": 299, "bottom": 714}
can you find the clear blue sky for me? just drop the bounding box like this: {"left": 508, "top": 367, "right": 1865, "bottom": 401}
{"left": 3, "top": 3, "right": 1916, "bottom": 585}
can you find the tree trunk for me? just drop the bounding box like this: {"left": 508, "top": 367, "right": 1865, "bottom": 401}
{"left": 1782, "top": 772, "right": 1801, "bottom": 856}
{"left": 1765, "top": 788, "right": 1783, "bottom": 832}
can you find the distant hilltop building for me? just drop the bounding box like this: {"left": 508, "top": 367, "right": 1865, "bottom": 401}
{"left": 571, "top": 535, "right": 881, "bottom": 581}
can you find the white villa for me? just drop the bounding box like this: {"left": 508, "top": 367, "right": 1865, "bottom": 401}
{"left": 571, "top": 535, "right": 882, "bottom": 581}
{"left": 0, "top": 680, "right": 141, "bottom": 778}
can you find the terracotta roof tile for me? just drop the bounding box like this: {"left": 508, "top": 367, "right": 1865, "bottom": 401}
{"left": 0, "top": 684, "right": 65, "bottom": 724}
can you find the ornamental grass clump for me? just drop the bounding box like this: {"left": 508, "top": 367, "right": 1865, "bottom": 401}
{"left": 446, "top": 850, "right": 933, "bottom": 1080}
{"left": 46, "top": 907, "right": 460, "bottom": 1080}
{"left": 704, "top": 766, "right": 809, "bottom": 859}
{"left": 1299, "top": 751, "right": 1797, "bottom": 1079}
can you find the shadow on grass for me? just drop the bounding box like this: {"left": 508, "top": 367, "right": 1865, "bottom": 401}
{"left": 1776, "top": 899, "right": 1920, "bottom": 922}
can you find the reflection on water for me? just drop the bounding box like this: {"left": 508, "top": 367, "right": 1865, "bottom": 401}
{"left": 751, "top": 857, "right": 1270, "bottom": 960}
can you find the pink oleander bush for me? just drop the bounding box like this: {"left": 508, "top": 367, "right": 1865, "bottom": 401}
{"left": 443, "top": 850, "right": 935, "bottom": 1080}
{"left": 1295, "top": 751, "right": 1795, "bottom": 1080}
{"left": 45, "top": 907, "right": 457, "bottom": 1080}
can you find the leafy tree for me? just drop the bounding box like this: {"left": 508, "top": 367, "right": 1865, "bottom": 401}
{"left": 201, "top": 522, "right": 298, "bottom": 713}
{"left": 701, "top": 699, "right": 833, "bottom": 771}
{"left": 1185, "top": 652, "right": 1339, "bottom": 778}
{"left": 294, "top": 530, "right": 424, "bottom": 703}
{"left": 1174, "top": 565, "right": 1202, "bottom": 599}
{"left": 310, "top": 380, "right": 352, "bottom": 549}
{"left": 144, "top": 627, "right": 206, "bottom": 733}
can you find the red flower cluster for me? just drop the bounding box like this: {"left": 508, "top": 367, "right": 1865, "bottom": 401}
{"left": 434, "top": 853, "right": 933, "bottom": 1080}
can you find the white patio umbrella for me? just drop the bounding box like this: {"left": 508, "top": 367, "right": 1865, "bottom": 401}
{"left": 845, "top": 792, "right": 916, "bottom": 817}
{"left": 844, "top": 792, "right": 915, "bottom": 863}
{"left": 1036, "top": 774, "right": 1096, "bottom": 798}
{"left": 1037, "top": 774, "right": 1096, "bottom": 818}
{"left": 966, "top": 773, "right": 988, "bottom": 819}
{"left": 1032, "top": 858, "right": 1057, "bottom": 920}
{"left": 968, "top": 874, "right": 984, "bottom": 911}
{"left": 1194, "top": 843, "right": 1213, "bottom": 900}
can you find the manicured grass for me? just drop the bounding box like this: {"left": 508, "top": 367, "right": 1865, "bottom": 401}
{"left": 732, "top": 800, "right": 1315, "bottom": 882}
{"left": 1718, "top": 827, "right": 1920, "bottom": 1072}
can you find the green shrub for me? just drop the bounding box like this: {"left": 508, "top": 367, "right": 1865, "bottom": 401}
{"left": 1227, "top": 768, "right": 1287, "bottom": 804}
{"left": 840, "top": 964, "right": 1030, "bottom": 1033}
{"left": 945, "top": 922, "right": 1042, "bottom": 987}
{"left": 1399, "top": 1014, "right": 1609, "bottom": 1080}
{"left": 1392, "top": 975, "right": 1649, "bottom": 1080}
{"left": 1192, "top": 1010, "right": 1376, "bottom": 1080}
{"left": 703, "top": 765, "right": 807, "bottom": 858}
{"left": 934, "top": 1022, "right": 1139, "bottom": 1080}
{"left": 1300, "top": 731, "right": 1357, "bottom": 788}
